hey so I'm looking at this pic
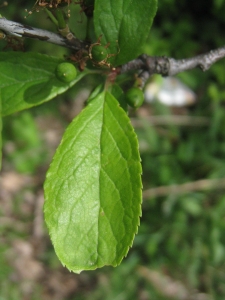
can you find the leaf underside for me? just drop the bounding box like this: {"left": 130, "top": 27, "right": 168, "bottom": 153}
{"left": 0, "top": 52, "right": 86, "bottom": 116}
{"left": 44, "top": 91, "right": 142, "bottom": 273}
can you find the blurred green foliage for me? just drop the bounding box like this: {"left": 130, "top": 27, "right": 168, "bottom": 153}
{"left": 1, "top": 0, "right": 225, "bottom": 299}
{"left": 3, "top": 111, "right": 46, "bottom": 173}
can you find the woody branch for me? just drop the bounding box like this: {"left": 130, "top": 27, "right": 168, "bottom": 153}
{"left": 1, "top": 18, "right": 225, "bottom": 77}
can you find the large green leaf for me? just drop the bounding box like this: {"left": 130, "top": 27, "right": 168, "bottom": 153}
{"left": 94, "top": 0, "right": 158, "bottom": 66}
{"left": 44, "top": 91, "right": 142, "bottom": 273}
{"left": 0, "top": 52, "right": 87, "bottom": 116}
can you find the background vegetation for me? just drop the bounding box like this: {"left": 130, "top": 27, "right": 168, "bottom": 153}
{"left": 1, "top": 0, "right": 225, "bottom": 299}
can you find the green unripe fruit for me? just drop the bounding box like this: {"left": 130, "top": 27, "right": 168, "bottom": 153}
{"left": 125, "top": 87, "right": 144, "bottom": 108}
{"left": 91, "top": 45, "right": 108, "bottom": 63}
{"left": 56, "top": 62, "right": 77, "bottom": 83}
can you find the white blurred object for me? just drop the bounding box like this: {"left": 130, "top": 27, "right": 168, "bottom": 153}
{"left": 145, "top": 76, "right": 196, "bottom": 106}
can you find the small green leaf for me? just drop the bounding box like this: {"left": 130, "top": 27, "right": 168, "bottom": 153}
{"left": 94, "top": 0, "right": 158, "bottom": 66}
{"left": 44, "top": 91, "right": 142, "bottom": 273}
{"left": 0, "top": 52, "right": 87, "bottom": 116}
{"left": 87, "top": 84, "right": 104, "bottom": 103}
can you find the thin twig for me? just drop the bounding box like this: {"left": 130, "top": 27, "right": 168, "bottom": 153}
{"left": 131, "top": 116, "right": 210, "bottom": 127}
{"left": 137, "top": 266, "right": 211, "bottom": 300}
{"left": 0, "top": 17, "right": 88, "bottom": 51}
{"left": 142, "top": 49, "right": 225, "bottom": 75}
{"left": 167, "top": 47, "right": 225, "bottom": 74}
{"left": 143, "top": 178, "right": 225, "bottom": 199}
{"left": 137, "top": 266, "right": 190, "bottom": 300}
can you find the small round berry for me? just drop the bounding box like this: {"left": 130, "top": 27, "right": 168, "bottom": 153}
{"left": 56, "top": 62, "right": 77, "bottom": 83}
{"left": 90, "top": 45, "right": 108, "bottom": 63}
{"left": 125, "top": 87, "right": 144, "bottom": 108}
